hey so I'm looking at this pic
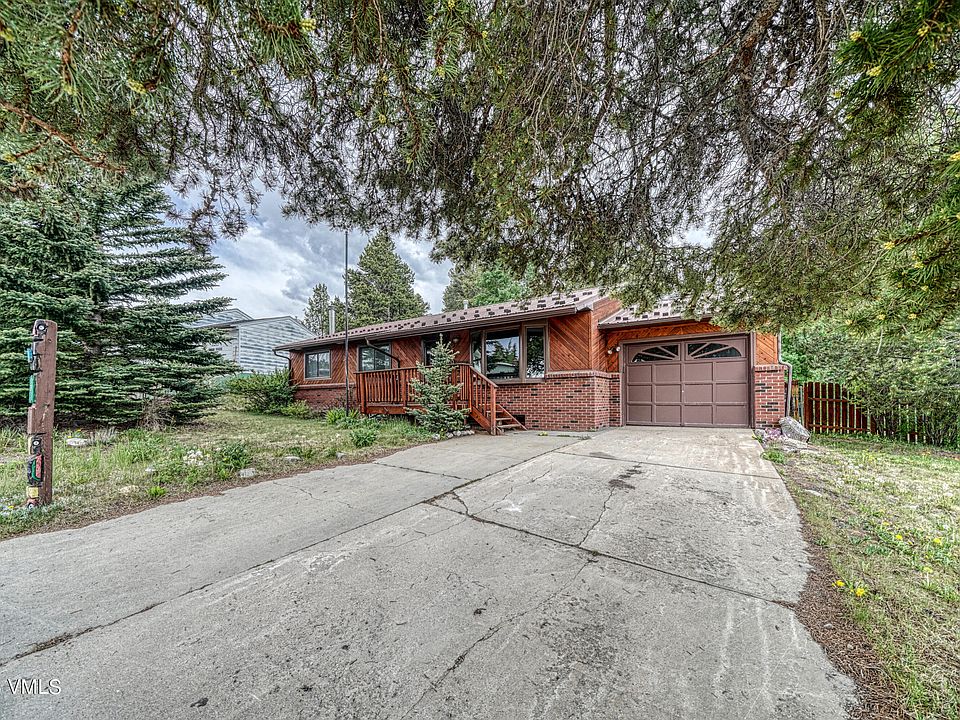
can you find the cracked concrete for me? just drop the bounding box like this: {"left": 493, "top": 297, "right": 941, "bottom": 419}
{"left": 0, "top": 428, "right": 854, "bottom": 719}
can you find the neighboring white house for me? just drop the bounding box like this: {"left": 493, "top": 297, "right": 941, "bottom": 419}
{"left": 195, "top": 309, "right": 314, "bottom": 374}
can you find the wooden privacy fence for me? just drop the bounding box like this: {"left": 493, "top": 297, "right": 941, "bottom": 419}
{"left": 790, "top": 381, "right": 953, "bottom": 445}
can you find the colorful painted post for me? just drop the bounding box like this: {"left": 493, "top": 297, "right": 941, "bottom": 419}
{"left": 25, "top": 319, "right": 57, "bottom": 508}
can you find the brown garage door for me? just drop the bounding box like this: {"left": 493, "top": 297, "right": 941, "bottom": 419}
{"left": 623, "top": 336, "right": 750, "bottom": 427}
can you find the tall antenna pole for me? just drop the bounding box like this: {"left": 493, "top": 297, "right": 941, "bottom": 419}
{"left": 344, "top": 230, "right": 350, "bottom": 412}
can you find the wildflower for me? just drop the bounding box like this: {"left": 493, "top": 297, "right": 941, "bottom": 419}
{"left": 845, "top": 319, "right": 853, "bottom": 326}
{"left": 949, "top": 150, "right": 960, "bottom": 162}
{"left": 850, "top": 30, "right": 863, "bottom": 41}
{"left": 876, "top": 314, "right": 885, "bottom": 321}
{"left": 834, "top": 579, "right": 846, "bottom": 588}
{"left": 299, "top": 17, "right": 316, "bottom": 33}
{"left": 0, "top": 27, "right": 13, "bottom": 42}
{"left": 933, "top": 537, "right": 943, "bottom": 545}
{"left": 918, "top": 25, "right": 930, "bottom": 37}
{"left": 908, "top": 313, "right": 917, "bottom": 320}
{"left": 913, "top": 261, "right": 924, "bottom": 269}
{"left": 866, "top": 66, "right": 882, "bottom": 77}
{"left": 921, "top": 285, "right": 929, "bottom": 291}
{"left": 482, "top": 30, "right": 488, "bottom": 38}
{"left": 854, "top": 587, "right": 867, "bottom": 597}
{"left": 922, "top": 566, "right": 933, "bottom": 573}
{"left": 126, "top": 79, "right": 147, "bottom": 95}
{"left": 895, "top": 533, "right": 903, "bottom": 540}
{"left": 378, "top": 113, "right": 387, "bottom": 124}
{"left": 1, "top": 152, "right": 15, "bottom": 163}
{"left": 447, "top": 0, "right": 455, "bottom": 7}
{"left": 883, "top": 241, "right": 895, "bottom": 250}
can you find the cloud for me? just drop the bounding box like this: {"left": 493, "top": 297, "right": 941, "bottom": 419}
{"left": 188, "top": 190, "right": 451, "bottom": 319}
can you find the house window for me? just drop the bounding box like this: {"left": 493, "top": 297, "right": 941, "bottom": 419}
{"left": 305, "top": 350, "right": 331, "bottom": 379}
{"left": 358, "top": 343, "right": 392, "bottom": 372}
{"left": 422, "top": 334, "right": 443, "bottom": 365}
{"left": 686, "top": 341, "right": 743, "bottom": 359}
{"left": 471, "top": 325, "right": 546, "bottom": 381}
{"left": 631, "top": 344, "right": 679, "bottom": 363}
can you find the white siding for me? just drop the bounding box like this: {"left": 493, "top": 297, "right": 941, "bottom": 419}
{"left": 237, "top": 317, "right": 313, "bottom": 373}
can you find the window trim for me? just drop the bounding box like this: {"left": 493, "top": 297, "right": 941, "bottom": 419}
{"left": 357, "top": 342, "right": 393, "bottom": 372}
{"left": 470, "top": 322, "right": 548, "bottom": 383}
{"left": 304, "top": 349, "right": 332, "bottom": 379}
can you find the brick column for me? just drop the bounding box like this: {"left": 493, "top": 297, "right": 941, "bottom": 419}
{"left": 753, "top": 364, "right": 786, "bottom": 429}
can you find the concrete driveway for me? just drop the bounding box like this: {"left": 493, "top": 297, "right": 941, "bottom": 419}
{"left": 0, "top": 428, "right": 855, "bottom": 719}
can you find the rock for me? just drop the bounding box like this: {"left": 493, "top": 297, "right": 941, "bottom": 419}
{"left": 281, "top": 455, "right": 301, "bottom": 463}
{"left": 335, "top": 452, "right": 347, "bottom": 460}
{"left": 804, "top": 489, "right": 824, "bottom": 498}
{"left": 431, "top": 434, "right": 441, "bottom": 441}
{"left": 238, "top": 468, "right": 258, "bottom": 479}
{"left": 118, "top": 485, "right": 138, "bottom": 495}
{"left": 144, "top": 466, "right": 156, "bottom": 476}
{"left": 779, "top": 416, "right": 811, "bottom": 443}
{"left": 65, "top": 438, "right": 92, "bottom": 447}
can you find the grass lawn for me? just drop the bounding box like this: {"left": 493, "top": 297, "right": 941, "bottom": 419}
{"left": 777, "top": 434, "right": 960, "bottom": 720}
{"left": 0, "top": 407, "right": 431, "bottom": 540}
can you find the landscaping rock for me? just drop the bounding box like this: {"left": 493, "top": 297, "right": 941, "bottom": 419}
{"left": 65, "top": 438, "right": 92, "bottom": 448}
{"left": 281, "top": 455, "right": 301, "bottom": 463}
{"left": 238, "top": 468, "right": 258, "bottom": 479}
{"left": 335, "top": 452, "right": 347, "bottom": 460}
{"left": 118, "top": 485, "right": 139, "bottom": 495}
{"left": 779, "top": 416, "right": 811, "bottom": 443}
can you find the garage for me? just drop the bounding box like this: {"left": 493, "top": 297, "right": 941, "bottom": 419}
{"left": 623, "top": 336, "right": 750, "bottom": 427}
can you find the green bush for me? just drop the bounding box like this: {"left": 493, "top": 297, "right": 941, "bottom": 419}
{"left": 350, "top": 426, "right": 379, "bottom": 448}
{"left": 215, "top": 441, "right": 252, "bottom": 476}
{"left": 324, "top": 407, "right": 362, "bottom": 428}
{"left": 279, "top": 401, "right": 315, "bottom": 419}
{"left": 225, "top": 370, "right": 294, "bottom": 414}
{"left": 147, "top": 485, "right": 166, "bottom": 499}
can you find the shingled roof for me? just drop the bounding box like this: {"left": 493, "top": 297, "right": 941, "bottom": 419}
{"left": 597, "top": 296, "right": 712, "bottom": 327}
{"left": 277, "top": 288, "right": 606, "bottom": 350}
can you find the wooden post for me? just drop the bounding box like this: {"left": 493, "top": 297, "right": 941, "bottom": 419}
{"left": 26, "top": 320, "right": 57, "bottom": 507}
{"left": 489, "top": 384, "right": 497, "bottom": 436}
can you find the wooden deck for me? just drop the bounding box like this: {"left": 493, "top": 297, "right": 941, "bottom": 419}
{"left": 356, "top": 364, "right": 524, "bottom": 434}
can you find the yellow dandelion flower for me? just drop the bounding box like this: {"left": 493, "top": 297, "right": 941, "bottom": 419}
{"left": 883, "top": 241, "right": 895, "bottom": 250}
{"left": 908, "top": 313, "right": 917, "bottom": 320}
{"left": 854, "top": 587, "right": 867, "bottom": 597}
{"left": 933, "top": 537, "right": 943, "bottom": 545}
{"left": 895, "top": 533, "right": 903, "bottom": 540}
{"left": 949, "top": 150, "right": 960, "bottom": 162}
{"left": 834, "top": 579, "right": 846, "bottom": 588}
{"left": 850, "top": 30, "right": 863, "bottom": 41}
{"left": 378, "top": 113, "right": 386, "bottom": 124}
{"left": 867, "top": 66, "right": 882, "bottom": 77}
{"left": 482, "top": 30, "right": 488, "bottom": 38}
{"left": 876, "top": 314, "right": 885, "bottom": 321}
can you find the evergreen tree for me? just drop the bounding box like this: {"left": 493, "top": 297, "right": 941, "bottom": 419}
{"left": 303, "top": 282, "right": 331, "bottom": 335}
{"left": 347, "top": 231, "right": 427, "bottom": 327}
{"left": 442, "top": 262, "right": 531, "bottom": 310}
{"left": 408, "top": 337, "right": 468, "bottom": 434}
{"left": 0, "top": 179, "right": 234, "bottom": 425}
{"left": 330, "top": 296, "right": 347, "bottom": 333}
{"left": 442, "top": 264, "right": 482, "bottom": 311}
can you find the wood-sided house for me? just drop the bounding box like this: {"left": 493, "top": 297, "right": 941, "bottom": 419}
{"left": 275, "top": 289, "right": 787, "bottom": 434}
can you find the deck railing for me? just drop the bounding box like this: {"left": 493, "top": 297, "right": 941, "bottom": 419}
{"left": 356, "top": 363, "right": 500, "bottom": 433}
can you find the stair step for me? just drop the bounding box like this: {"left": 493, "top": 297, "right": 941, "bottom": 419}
{"left": 497, "top": 422, "right": 524, "bottom": 430}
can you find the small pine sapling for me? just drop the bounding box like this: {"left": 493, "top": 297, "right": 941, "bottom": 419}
{"left": 407, "top": 337, "right": 468, "bottom": 435}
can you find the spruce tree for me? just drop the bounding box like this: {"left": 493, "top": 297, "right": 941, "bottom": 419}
{"left": 347, "top": 231, "right": 428, "bottom": 327}
{"left": 442, "top": 262, "right": 531, "bottom": 310}
{"left": 408, "top": 337, "right": 468, "bottom": 434}
{"left": 0, "top": 179, "right": 234, "bottom": 425}
{"left": 303, "top": 282, "right": 331, "bottom": 335}
{"left": 330, "top": 296, "right": 347, "bottom": 333}
{"left": 442, "top": 264, "right": 482, "bottom": 311}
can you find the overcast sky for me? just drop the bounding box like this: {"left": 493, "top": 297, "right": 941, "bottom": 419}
{"left": 190, "top": 190, "right": 452, "bottom": 319}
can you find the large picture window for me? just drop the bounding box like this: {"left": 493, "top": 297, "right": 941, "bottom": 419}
{"left": 304, "top": 350, "right": 331, "bottom": 379}
{"left": 358, "top": 343, "right": 392, "bottom": 372}
{"left": 470, "top": 325, "right": 546, "bottom": 381}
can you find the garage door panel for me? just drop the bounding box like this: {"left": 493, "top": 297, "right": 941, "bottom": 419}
{"left": 715, "top": 383, "right": 749, "bottom": 404}
{"left": 715, "top": 405, "right": 750, "bottom": 427}
{"left": 654, "top": 384, "right": 681, "bottom": 403}
{"left": 653, "top": 363, "right": 681, "bottom": 383}
{"left": 623, "top": 336, "right": 750, "bottom": 428}
{"left": 683, "top": 383, "right": 714, "bottom": 404}
{"left": 682, "top": 362, "right": 714, "bottom": 382}
{"left": 714, "top": 362, "right": 749, "bottom": 382}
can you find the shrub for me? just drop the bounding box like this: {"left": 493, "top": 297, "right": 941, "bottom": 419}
{"left": 408, "top": 337, "right": 468, "bottom": 434}
{"left": 279, "top": 401, "right": 315, "bottom": 419}
{"left": 324, "top": 407, "right": 362, "bottom": 428}
{"left": 225, "top": 370, "right": 294, "bottom": 414}
{"left": 351, "top": 426, "right": 379, "bottom": 448}
{"left": 762, "top": 449, "right": 786, "bottom": 464}
{"left": 215, "top": 441, "right": 252, "bottom": 476}
{"left": 147, "top": 485, "right": 166, "bottom": 499}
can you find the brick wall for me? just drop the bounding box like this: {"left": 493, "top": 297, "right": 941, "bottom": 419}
{"left": 608, "top": 373, "right": 622, "bottom": 427}
{"left": 295, "top": 383, "right": 355, "bottom": 412}
{"left": 496, "top": 371, "right": 616, "bottom": 431}
{"left": 753, "top": 365, "right": 786, "bottom": 429}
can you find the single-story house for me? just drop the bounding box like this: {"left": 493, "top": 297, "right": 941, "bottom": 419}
{"left": 275, "top": 289, "right": 787, "bottom": 433}
{"left": 196, "top": 308, "right": 314, "bottom": 374}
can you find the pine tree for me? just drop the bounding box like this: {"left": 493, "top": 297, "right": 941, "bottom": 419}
{"left": 303, "top": 282, "right": 331, "bottom": 335}
{"left": 408, "top": 337, "right": 468, "bottom": 434}
{"left": 330, "top": 296, "right": 346, "bottom": 333}
{"left": 347, "top": 231, "right": 428, "bottom": 327}
{"left": 442, "top": 262, "right": 531, "bottom": 310}
{"left": 442, "top": 264, "right": 482, "bottom": 311}
{"left": 0, "top": 179, "right": 234, "bottom": 425}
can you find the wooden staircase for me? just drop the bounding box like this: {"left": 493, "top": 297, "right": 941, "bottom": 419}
{"left": 356, "top": 363, "right": 525, "bottom": 435}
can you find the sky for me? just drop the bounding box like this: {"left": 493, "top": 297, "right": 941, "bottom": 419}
{"left": 190, "top": 190, "right": 452, "bottom": 319}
